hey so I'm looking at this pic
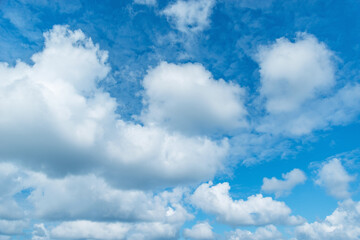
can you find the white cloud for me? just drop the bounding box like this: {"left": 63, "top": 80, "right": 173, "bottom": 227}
{"left": 162, "top": 0, "right": 216, "bottom": 33}
{"left": 50, "top": 221, "right": 129, "bottom": 240}
{"left": 46, "top": 220, "right": 184, "bottom": 240}
{"left": 140, "top": 62, "right": 247, "bottom": 135}
{"left": 257, "top": 33, "right": 335, "bottom": 114}
{"left": 257, "top": 83, "right": 360, "bottom": 136}
{"left": 23, "top": 170, "right": 192, "bottom": 223}
{"left": 315, "top": 158, "right": 355, "bottom": 199}
{"left": 228, "top": 225, "right": 283, "bottom": 240}
{"left": 261, "top": 168, "right": 306, "bottom": 198}
{"left": 183, "top": 222, "right": 214, "bottom": 240}
{"left": 0, "top": 162, "right": 193, "bottom": 239}
{"left": 295, "top": 199, "right": 360, "bottom": 240}
{"left": 255, "top": 33, "right": 360, "bottom": 136}
{"left": 0, "top": 25, "right": 229, "bottom": 189}
{"left": 190, "top": 182, "right": 304, "bottom": 226}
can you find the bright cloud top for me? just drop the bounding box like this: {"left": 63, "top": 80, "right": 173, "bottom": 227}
{"left": 261, "top": 168, "right": 307, "bottom": 198}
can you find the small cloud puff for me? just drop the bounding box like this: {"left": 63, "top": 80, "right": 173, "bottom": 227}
{"left": 261, "top": 168, "right": 306, "bottom": 198}
{"left": 190, "top": 182, "right": 304, "bottom": 226}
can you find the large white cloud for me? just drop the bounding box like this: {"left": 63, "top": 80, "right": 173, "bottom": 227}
{"left": 295, "top": 199, "right": 360, "bottom": 240}
{"left": 261, "top": 168, "right": 306, "bottom": 198}
{"left": 190, "top": 182, "right": 304, "bottom": 226}
{"left": 140, "top": 62, "right": 247, "bottom": 135}
{"left": 0, "top": 163, "right": 192, "bottom": 223}
{"left": 257, "top": 33, "right": 335, "bottom": 114}
{"left": 105, "top": 121, "right": 228, "bottom": 189}
{"left": 0, "top": 25, "right": 229, "bottom": 189}
{"left": 315, "top": 158, "right": 355, "bottom": 199}
{"left": 162, "top": 0, "right": 216, "bottom": 33}
{"left": 0, "top": 162, "right": 193, "bottom": 239}
{"left": 255, "top": 33, "right": 360, "bottom": 136}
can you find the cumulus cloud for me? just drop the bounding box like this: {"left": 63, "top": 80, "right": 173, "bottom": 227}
{"left": 140, "top": 62, "right": 247, "bottom": 135}
{"left": 228, "top": 225, "right": 283, "bottom": 240}
{"left": 261, "top": 168, "right": 306, "bottom": 198}
{"left": 0, "top": 163, "right": 192, "bottom": 223}
{"left": 255, "top": 33, "right": 360, "bottom": 136}
{"left": 0, "top": 162, "right": 193, "bottom": 239}
{"left": 183, "top": 222, "right": 214, "bottom": 240}
{"left": 257, "top": 33, "right": 335, "bottom": 114}
{"left": 162, "top": 0, "right": 216, "bottom": 33}
{"left": 0, "top": 25, "right": 229, "bottom": 189}
{"left": 315, "top": 158, "right": 355, "bottom": 199}
{"left": 190, "top": 182, "right": 304, "bottom": 226}
{"left": 295, "top": 199, "right": 360, "bottom": 240}
{"left": 0, "top": 163, "right": 28, "bottom": 237}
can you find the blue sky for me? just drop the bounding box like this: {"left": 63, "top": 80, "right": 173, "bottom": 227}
{"left": 0, "top": 0, "right": 360, "bottom": 239}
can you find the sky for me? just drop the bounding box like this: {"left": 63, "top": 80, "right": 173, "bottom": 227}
{"left": 0, "top": 0, "right": 360, "bottom": 239}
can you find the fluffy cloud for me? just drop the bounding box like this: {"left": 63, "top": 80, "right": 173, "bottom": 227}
{"left": 183, "top": 222, "right": 214, "bottom": 240}
{"left": 255, "top": 33, "right": 360, "bottom": 136}
{"left": 261, "top": 168, "right": 306, "bottom": 198}
{"left": 0, "top": 25, "right": 229, "bottom": 189}
{"left": 295, "top": 199, "right": 360, "bottom": 240}
{"left": 0, "top": 162, "right": 193, "bottom": 239}
{"left": 257, "top": 33, "right": 335, "bottom": 114}
{"left": 190, "top": 182, "right": 304, "bottom": 226}
{"left": 105, "top": 121, "right": 228, "bottom": 189}
{"left": 140, "top": 62, "right": 247, "bottom": 135}
{"left": 1, "top": 164, "right": 192, "bottom": 223}
{"left": 315, "top": 158, "right": 355, "bottom": 199}
{"left": 162, "top": 0, "right": 216, "bottom": 33}
{"left": 228, "top": 225, "right": 283, "bottom": 240}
